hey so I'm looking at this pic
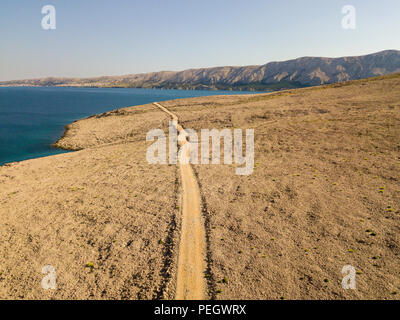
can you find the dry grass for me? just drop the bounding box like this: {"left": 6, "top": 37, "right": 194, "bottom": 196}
{"left": 0, "top": 74, "right": 399, "bottom": 299}
{"left": 162, "top": 74, "right": 400, "bottom": 299}
{"left": 0, "top": 106, "right": 180, "bottom": 299}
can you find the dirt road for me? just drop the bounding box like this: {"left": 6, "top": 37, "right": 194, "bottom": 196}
{"left": 153, "top": 102, "right": 207, "bottom": 300}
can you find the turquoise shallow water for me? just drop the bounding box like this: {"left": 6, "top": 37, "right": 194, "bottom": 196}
{"left": 0, "top": 87, "right": 255, "bottom": 165}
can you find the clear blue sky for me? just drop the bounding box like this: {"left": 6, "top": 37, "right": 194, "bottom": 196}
{"left": 0, "top": 0, "right": 399, "bottom": 81}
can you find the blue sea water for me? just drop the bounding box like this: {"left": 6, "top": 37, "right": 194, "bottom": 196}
{"left": 0, "top": 87, "right": 255, "bottom": 165}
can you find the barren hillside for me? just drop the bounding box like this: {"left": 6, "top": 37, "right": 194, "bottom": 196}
{"left": 1, "top": 50, "right": 399, "bottom": 91}
{"left": 1, "top": 74, "right": 399, "bottom": 299}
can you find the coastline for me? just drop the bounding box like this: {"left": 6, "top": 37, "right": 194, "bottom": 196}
{"left": 52, "top": 124, "right": 82, "bottom": 151}
{"left": 0, "top": 83, "right": 262, "bottom": 92}
{"left": 1, "top": 87, "right": 260, "bottom": 166}
{"left": 0, "top": 102, "right": 179, "bottom": 298}
{"left": 3, "top": 73, "right": 398, "bottom": 167}
{"left": 50, "top": 72, "right": 400, "bottom": 153}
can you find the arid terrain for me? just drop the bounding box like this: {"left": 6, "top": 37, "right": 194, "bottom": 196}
{"left": 1, "top": 50, "right": 399, "bottom": 91}
{"left": 1, "top": 74, "right": 399, "bottom": 299}
{"left": 0, "top": 106, "right": 182, "bottom": 299}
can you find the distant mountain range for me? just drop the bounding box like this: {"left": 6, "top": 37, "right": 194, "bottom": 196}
{"left": 1, "top": 50, "right": 399, "bottom": 91}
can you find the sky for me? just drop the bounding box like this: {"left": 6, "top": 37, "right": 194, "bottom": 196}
{"left": 0, "top": 0, "right": 399, "bottom": 81}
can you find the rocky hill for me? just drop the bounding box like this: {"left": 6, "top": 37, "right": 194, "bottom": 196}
{"left": 1, "top": 50, "right": 399, "bottom": 91}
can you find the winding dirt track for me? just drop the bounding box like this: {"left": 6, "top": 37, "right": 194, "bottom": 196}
{"left": 153, "top": 102, "right": 207, "bottom": 300}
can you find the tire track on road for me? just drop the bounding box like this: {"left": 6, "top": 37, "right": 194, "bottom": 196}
{"left": 153, "top": 102, "right": 207, "bottom": 300}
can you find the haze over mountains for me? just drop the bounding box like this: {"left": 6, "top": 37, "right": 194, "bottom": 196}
{"left": 2, "top": 50, "right": 399, "bottom": 91}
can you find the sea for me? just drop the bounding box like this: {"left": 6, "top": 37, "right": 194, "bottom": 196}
{"left": 0, "top": 87, "right": 255, "bottom": 165}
